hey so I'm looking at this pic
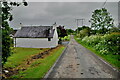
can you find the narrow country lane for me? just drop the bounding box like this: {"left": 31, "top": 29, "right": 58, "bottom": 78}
{"left": 47, "top": 35, "right": 115, "bottom": 78}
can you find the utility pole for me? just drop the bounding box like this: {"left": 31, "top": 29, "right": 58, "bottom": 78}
{"left": 75, "top": 18, "right": 85, "bottom": 34}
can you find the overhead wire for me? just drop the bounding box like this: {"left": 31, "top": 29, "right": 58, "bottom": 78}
{"left": 101, "top": 0, "right": 107, "bottom": 8}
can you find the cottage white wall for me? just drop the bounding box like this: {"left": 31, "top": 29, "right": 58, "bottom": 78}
{"left": 15, "top": 38, "right": 56, "bottom": 48}
{"left": 14, "top": 28, "right": 58, "bottom": 48}
{"left": 53, "top": 24, "right": 59, "bottom": 47}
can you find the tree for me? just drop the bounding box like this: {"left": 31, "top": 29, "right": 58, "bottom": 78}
{"left": 118, "top": 23, "right": 120, "bottom": 27}
{"left": 75, "top": 26, "right": 90, "bottom": 33}
{"left": 1, "top": 0, "right": 28, "bottom": 65}
{"left": 57, "top": 25, "right": 67, "bottom": 37}
{"left": 90, "top": 8, "right": 114, "bottom": 34}
{"left": 57, "top": 25, "right": 67, "bottom": 44}
{"left": 79, "top": 27, "right": 91, "bottom": 39}
{"left": 109, "top": 27, "right": 120, "bottom": 33}
{"left": 66, "top": 29, "right": 74, "bottom": 35}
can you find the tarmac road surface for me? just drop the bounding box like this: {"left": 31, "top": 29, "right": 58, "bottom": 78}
{"left": 47, "top": 35, "right": 116, "bottom": 78}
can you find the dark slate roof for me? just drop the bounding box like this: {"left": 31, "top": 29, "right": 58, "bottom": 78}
{"left": 14, "top": 26, "right": 55, "bottom": 38}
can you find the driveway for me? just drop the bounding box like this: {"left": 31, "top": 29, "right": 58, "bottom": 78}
{"left": 47, "top": 35, "right": 116, "bottom": 78}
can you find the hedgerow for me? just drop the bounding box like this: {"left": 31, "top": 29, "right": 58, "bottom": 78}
{"left": 81, "top": 33, "right": 120, "bottom": 55}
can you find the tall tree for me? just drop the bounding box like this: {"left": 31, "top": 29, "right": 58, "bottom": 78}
{"left": 57, "top": 25, "right": 67, "bottom": 37}
{"left": 57, "top": 25, "right": 67, "bottom": 44}
{"left": 66, "top": 29, "right": 74, "bottom": 35}
{"left": 1, "top": 0, "right": 28, "bottom": 65}
{"left": 90, "top": 8, "right": 114, "bottom": 34}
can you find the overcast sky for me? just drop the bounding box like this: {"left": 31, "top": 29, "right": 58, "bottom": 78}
{"left": 9, "top": 2, "right": 118, "bottom": 30}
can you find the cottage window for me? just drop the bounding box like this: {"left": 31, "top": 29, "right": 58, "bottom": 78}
{"left": 48, "top": 38, "right": 51, "bottom": 41}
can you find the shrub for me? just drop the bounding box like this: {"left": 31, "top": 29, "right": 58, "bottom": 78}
{"left": 101, "top": 33, "right": 120, "bottom": 55}
{"left": 61, "top": 35, "right": 70, "bottom": 41}
{"left": 82, "top": 35, "right": 102, "bottom": 46}
{"left": 79, "top": 28, "right": 90, "bottom": 39}
{"left": 81, "top": 33, "right": 120, "bottom": 55}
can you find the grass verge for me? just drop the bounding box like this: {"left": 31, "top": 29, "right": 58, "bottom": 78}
{"left": 9, "top": 45, "right": 65, "bottom": 78}
{"left": 74, "top": 36, "right": 120, "bottom": 70}
{"left": 4, "top": 47, "right": 49, "bottom": 68}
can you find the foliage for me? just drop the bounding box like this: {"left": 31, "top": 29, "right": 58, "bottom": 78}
{"left": 81, "top": 33, "right": 120, "bottom": 55}
{"left": 109, "top": 27, "right": 120, "bottom": 33}
{"left": 78, "top": 28, "right": 91, "bottom": 39}
{"left": 57, "top": 25, "right": 67, "bottom": 37}
{"left": 82, "top": 35, "right": 102, "bottom": 45}
{"left": 118, "top": 23, "right": 120, "bottom": 27}
{"left": 57, "top": 25, "right": 67, "bottom": 44}
{"left": 66, "top": 29, "right": 74, "bottom": 35}
{"left": 90, "top": 8, "right": 114, "bottom": 34}
{"left": 75, "top": 26, "right": 90, "bottom": 33}
{"left": 61, "top": 35, "right": 70, "bottom": 41}
{"left": 1, "top": 1, "right": 27, "bottom": 65}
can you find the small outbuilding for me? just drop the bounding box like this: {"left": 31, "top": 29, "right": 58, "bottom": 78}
{"left": 14, "top": 23, "right": 58, "bottom": 48}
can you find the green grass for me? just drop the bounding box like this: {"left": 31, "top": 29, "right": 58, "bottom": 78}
{"left": 11, "top": 46, "right": 65, "bottom": 78}
{"left": 4, "top": 47, "right": 49, "bottom": 68}
{"left": 74, "top": 36, "right": 120, "bottom": 70}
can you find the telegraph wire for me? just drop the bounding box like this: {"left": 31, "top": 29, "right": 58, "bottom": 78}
{"left": 101, "top": 0, "right": 107, "bottom": 8}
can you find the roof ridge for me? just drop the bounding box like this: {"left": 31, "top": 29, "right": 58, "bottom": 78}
{"left": 14, "top": 26, "right": 54, "bottom": 38}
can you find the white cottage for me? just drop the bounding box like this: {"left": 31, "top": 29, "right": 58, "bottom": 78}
{"left": 14, "top": 24, "right": 58, "bottom": 48}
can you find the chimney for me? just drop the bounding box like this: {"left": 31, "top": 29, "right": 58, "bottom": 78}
{"left": 53, "top": 22, "right": 57, "bottom": 29}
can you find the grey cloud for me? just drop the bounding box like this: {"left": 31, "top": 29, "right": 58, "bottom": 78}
{"left": 10, "top": 2, "right": 118, "bottom": 30}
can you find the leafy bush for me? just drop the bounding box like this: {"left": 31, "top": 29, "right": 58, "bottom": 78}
{"left": 82, "top": 35, "right": 102, "bottom": 46}
{"left": 109, "top": 27, "right": 120, "bottom": 33}
{"left": 81, "top": 33, "right": 120, "bottom": 55}
{"left": 61, "top": 35, "right": 70, "bottom": 41}
{"left": 100, "top": 33, "right": 120, "bottom": 55}
{"left": 78, "top": 28, "right": 91, "bottom": 39}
